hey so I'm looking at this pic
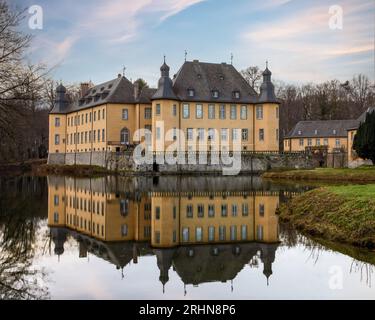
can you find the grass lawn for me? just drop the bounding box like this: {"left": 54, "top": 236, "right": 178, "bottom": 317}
{"left": 279, "top": 184, "right": 375, "bottom": 248}
{"left": 263, "top": 166, "right": 375, "bottom": 181}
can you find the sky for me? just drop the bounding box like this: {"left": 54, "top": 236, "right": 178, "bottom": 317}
{"left": 11, "top": 0, "right": 375, "bottom": 87}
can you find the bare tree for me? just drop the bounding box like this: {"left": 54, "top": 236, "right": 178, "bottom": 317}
{"left": 241, "top": 66, "right": 262, "bottom": 92}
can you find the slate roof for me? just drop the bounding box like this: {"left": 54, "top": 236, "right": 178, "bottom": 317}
{"left": 258, "top": 67, "right": 279, "bottom": 103}
{"left": 170, "top": 60, "right": 259, "bottom": 103}
{"left": 356, "top": 106, "right": 375, "bottom": 125}
{"left": 137, "top": 87, "right": 157, "bottom": 103}
{"left": 285, "top": 120, "right": 359, "bottom": 138}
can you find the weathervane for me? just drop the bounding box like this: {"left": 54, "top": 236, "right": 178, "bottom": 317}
{"left": 122, "top": 66, "right": 126, "bottom": 77}
{"left": 266, "top": 60, "right": 268, "bottom": 69}
{"left": 185, "top": 50, "right": 187, "bottom": 62}
{"left": 230, "top": 53, "right": 233, "bottom": 65}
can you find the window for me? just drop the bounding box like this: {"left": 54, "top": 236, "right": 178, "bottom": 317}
{"left": 197, "top": 204, "right": 204, "bottom": 218}
{"left": 230, "top": 105, "right": 237, "bottom": 119}
{"left": 221, "top": 128, "right": 228, "bottom": 141}
{"left": 219, "top": 226, "right": 226, "bottom": 241}
{"left": 256, "top": 105, "right": 263, "bottom": 120}
{"left": 187, "top": 128, "right": 193, "bottom": 140}
{"left": 316, "top": 138, "right": 321, "bottom": 146}
{"left": 173, "top": 206, "right": 177, "bottom": 219}
{"left": 308, "top": 138, "right": 312, "bottom": 146}
{"left": 68, "top": 118, "right": 70, "bottom": 127}
{"left": 256, "top": 225, "right": 264, "bottom": 241}
{"left": 54, "top": 195, "right": 59, "bottom": 206}
{"left": 98, "top": 110, "right": 101, "bottom": 120}
{"left": 182, "top": 228, "right": 189, "bottom": 242}
{"left": 54, "top": 134, "right": 60, "bottom": 145}
{"left": 259, "top": 204, "right": 265, "bottom": 217}
{"left": 144, "top": 108, "right": 152, "bottom": 119}
{"left": 188, "top": 88, "right": 195, "bottom": 97}
{"left": 173, "top": 104, "right": 177, "bottom": 116}
{"left": 94, "top": 111, "right": 96, "bottom": 121}
{"left": 259, "top": 129, "right": 264, "bottom": 141}
{"left": 186, "top": 205, "right": 193, "bottom": 218}
{"left": 120, "top": 128, "right": 130, "bottom": 144}
{"left": 240, "top": 105, "right": 247, "bottom": 120}
{"left": 315, "top": 129, "right": 318, "bottom": 135}
{"left": 85, "top": 132, "right": 88, "bottom": 144}
{"left": 232, "top": 128, "right": 239, "bottom": 141}
{"left": 232, "top": 204, "right": 238, "bottom": 216}
{"left": 155, "top": 104, "right": 161, "bottom": 115}
{"left": 324, "top": 138, "right": 329, "bottom": 146}
{"left": 335, "top": 139, "right": 340, "bottom": 147}
{"left": 103, "top": 109, "right": 105, "bottom": 119}
{"left": 208, "top": 205, "right": 215, "bottom": 217}
{"left": 241, "top": 225, "right": 248, "bottom": 240}
{"left": 155, "top": 206, "right": 160, "bottom": 220}
{"left": 173, "top": 127, "right": 177, "bottom": 141}
{"left": 121, "top": 224, "right": 128, "bottom": 236}
{"left": 196, "top": 227, "right": 203, "bottom": 242}
{"left": 197, "top": 128, "right": 204, "bottom": 141}
{"left": 276, "top": 128, "right": 279, "bottom": 141}
{"left": 208, "top": 128, "right": 215, "bottom": 141}
{"left": 208, "top": 226, "right": 215, "bottom": 241}
{"left": 219, "top": 105, "right": 226, "bottom": 119}
{"left": 221, "top": 204, "right": 228, "bottom": 217}
{"left": 85, "top": 113, "right": 88, "bottom": 123}
{"left": 156, "top": 127, "right": 161, "bottom": 140}
{"left": 55, "top": 117, "right": 60, "bottom": 127}
{"left": 196, "top": 104, "right": 203, "bottom": 119}
{"left": 230, "top": 225, "right": 237, "bottom": 241}
{"left": 299, "top": 138, "right": 304, "bottom": 146}
{"left": 333, "top": 129, "right": 337, "bottom": 135}
{"left": 276, "top": 106, "right": 279, "bottom": 119}
{"left": 120, "top": 199, "right": 129, "bottom": 216}
{"left": 208, "top": 104, "right": 215, "bottom": 119}
{"left": 212, "top": 90, "right": 219, "bottom": 98}
{"left": 233, "top": 91, "right": 240, "bottom": 99}
{"left": 242, "top": 129, "right": 249, "bottom": 141}
{"left": 102, "top": 129, "right": 105, "bottom": 142}
{"left": 242, "top": 203, "right": 249, "bottom": 216}
{"left": 97, "top": 129, "right": 100, "bottom": 142}
{"left": 182, "top": 104, "right": 189, "bottom": 119}
{"left": 122, "top": 109, "right": 128, "bottom": 120}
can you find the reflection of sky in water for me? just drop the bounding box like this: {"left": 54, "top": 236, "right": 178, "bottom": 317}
{"left": 1, "top": 175, "right": 374, "bottom": 299}
{"left": 34, "top": 238, "right": 374, "bottom": 300}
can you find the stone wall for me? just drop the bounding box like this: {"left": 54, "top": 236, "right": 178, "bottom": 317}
{"left": 48, "top": 151, "right": 315, "bottom": 174}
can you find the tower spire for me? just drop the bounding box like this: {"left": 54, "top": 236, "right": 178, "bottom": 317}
{"left": 231, "top": 53, "right": 233, "bottom": 65}
{"left": 184, "top": 50, "right": 187, "bottom": 62}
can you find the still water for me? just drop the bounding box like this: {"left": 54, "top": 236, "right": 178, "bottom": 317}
{"left": 0, "top": 175, "right": 374, "bottom": 300}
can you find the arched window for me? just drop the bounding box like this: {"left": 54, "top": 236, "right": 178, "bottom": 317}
{"left": 120, "top": 128, "right": 130, "bottom": 144}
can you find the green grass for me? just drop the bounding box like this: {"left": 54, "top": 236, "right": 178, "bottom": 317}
{"left": 263, "top": 166, "right": 375, "bottom": 181}
{"left": 279, "top": 184, "right": 375, "bottom": 248}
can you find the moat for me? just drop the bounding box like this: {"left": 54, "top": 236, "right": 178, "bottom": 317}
{"left": 0, "top": 175, "right": 374, "bottom": 299}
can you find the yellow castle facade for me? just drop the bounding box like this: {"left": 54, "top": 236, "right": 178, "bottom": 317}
{"left": 48, "top": 60, "right": 280, "bottom": 157}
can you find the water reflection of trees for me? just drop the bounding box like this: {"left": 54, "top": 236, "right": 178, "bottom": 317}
{"left": 0, "top": 176, "right": 49, "bottom": 299}
{"left": 279, "top": 221, "right": 375, "bottom": 287}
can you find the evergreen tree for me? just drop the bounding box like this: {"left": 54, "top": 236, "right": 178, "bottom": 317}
{"left": 353, "top": 111, "right": 375, "bottom": 164}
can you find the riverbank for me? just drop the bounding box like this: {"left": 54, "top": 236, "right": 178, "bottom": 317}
{"left": 0, "top": 159, "right": 47, "bottom": 176}
{"left": 263, "top": 166, "right": 375, "bottom": 182}
{"left": 35, "top": 164, "right": 114, "bottom": 177}
{"left": 279, "top": 184, "right": 375, "bottom": 248}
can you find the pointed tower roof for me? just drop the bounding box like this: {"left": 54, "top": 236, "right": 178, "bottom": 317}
{"left": 258, "top": 62, "right": 279, "bottom": 104}
{"left": 152, "top": 57, "right": 178, "bottom": 100}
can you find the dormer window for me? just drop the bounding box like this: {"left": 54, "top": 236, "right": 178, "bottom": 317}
{"left": 212, "top": 90, "right": 219, "bottom": 98}
{"left": 333, "top": 129, "right": 337, "bottom": 135}
{"left": 187, "top": 88, "right": 195, "bottom": 97}
{"left": 298, "top": 130, "right": 302, "bottom": 135}
{"left": 315, "top": 129, "right": 318, "bottom": 135}
{"left": 219, "top": 74, "right": 224, "bottom": 80}
{"left": 233, "top": 91, "right": 240, "bottom": 99}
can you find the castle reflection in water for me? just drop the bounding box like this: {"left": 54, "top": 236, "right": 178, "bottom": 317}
{"left": 48, "top": 176, "right": 297, "bottom": 289}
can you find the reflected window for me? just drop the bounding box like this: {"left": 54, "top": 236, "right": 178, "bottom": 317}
{"left": 196, "top": 227, "right": 203, "bottom": 242}
{"left": 259, "top": 204, "right": 265, "bottom": 217}
{"left": 121, "top": 224, "right": 128, "bottom": 236}
{"left": 120, "top": 199, "right": 129, "bottom": 216}
{"left": 241, "top": 225, "right": 248, "bottom": 240}
{"left": 155, "top": 206, "right": 160, "bottom": 220}
{"left": 155, "top": 231, "right": 160, "bottom": 244}
{"left": 208, "top": 205, "right": 215, "bottom": 217}
{"left": 230, "top": 225, "right": 237, "bottom": 241}
{"left": 232, "top": 204, "right": 238, "bottom": 217}
{"left": 242, "top": 203, "right": 249, "bottom": 216}
{"left": 182, "top": 228, "right": 189, "bottom": 242}
{"left": 256, "top": 225, "right": 264, "bottom": 241}
{"left": 208, "top": 226, "right": 215, "bottom": 241}
{"left": 197, "top": 204, "right": 204, "bottom": 218}
{"left": 54, "top": 195, "right": 59, "bottom": 206}
{"left": 186, "top": 205, "right": 193, "bottom": 218}
{"left": 221, "top": 204, "right": 227, "bottom": 217}
{"left": 219, "top": 226, "right": 226, "bottom": 241}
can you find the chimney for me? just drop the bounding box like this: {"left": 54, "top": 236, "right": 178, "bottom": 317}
{"left": 80, "top": 82, "right": 89, "bottom": 98}
{"left": 118, "top": 73, "right": 122, "bottom": 78}
{"left": 134, "top": 80, "right": 140, "bottom": 100}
